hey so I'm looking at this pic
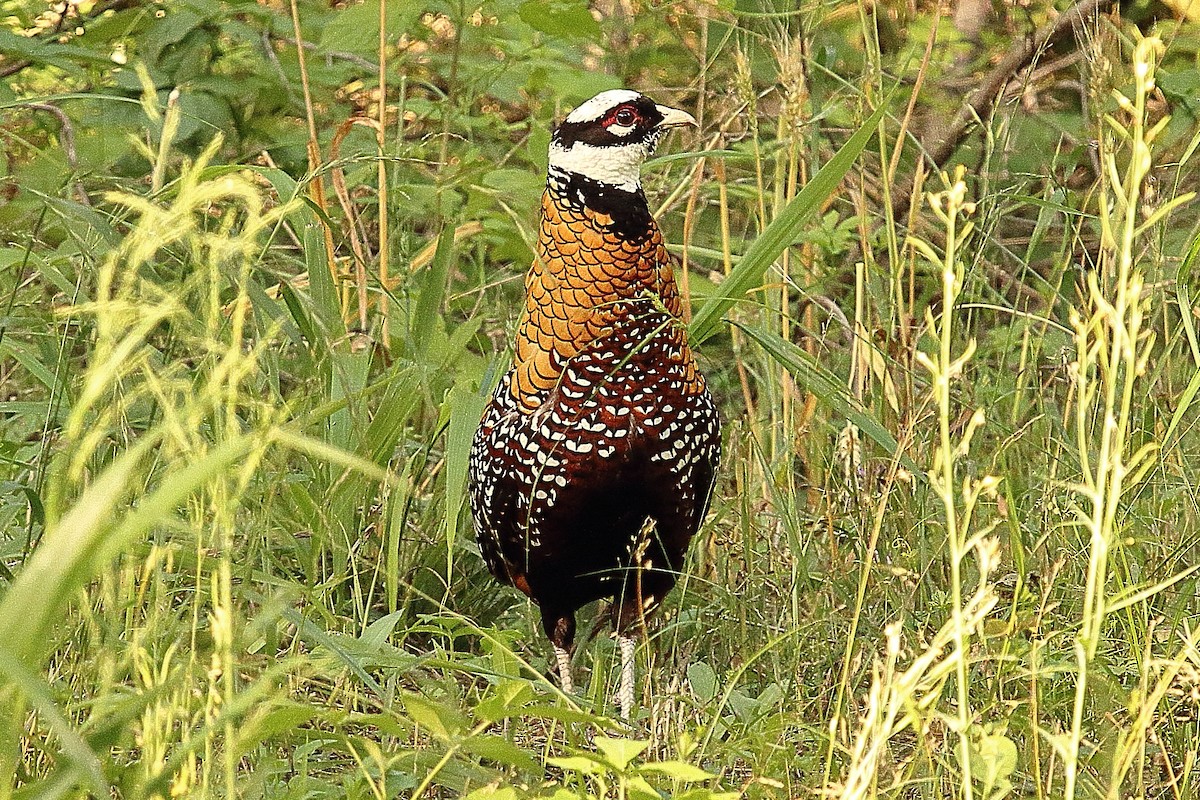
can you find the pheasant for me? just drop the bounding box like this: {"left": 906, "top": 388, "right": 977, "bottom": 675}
{"left": 468, "top": 90, "right": 720, "bottom": 719}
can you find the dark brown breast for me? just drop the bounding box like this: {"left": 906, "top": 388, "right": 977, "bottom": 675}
{"left": 469, "top": 175, "right": 720, "bottom": 620}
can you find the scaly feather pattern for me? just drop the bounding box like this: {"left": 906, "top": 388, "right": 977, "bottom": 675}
{"left": 468, "top": 90, "right": 720, "bottom": 717}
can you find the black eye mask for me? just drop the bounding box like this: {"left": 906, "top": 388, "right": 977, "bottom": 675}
{"left": 551, "top": 95, "right": 665, "bottom": 150}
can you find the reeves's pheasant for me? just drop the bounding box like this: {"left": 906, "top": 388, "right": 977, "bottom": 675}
{"left": 469, "top": 90, "right": 720, "bottom": 719}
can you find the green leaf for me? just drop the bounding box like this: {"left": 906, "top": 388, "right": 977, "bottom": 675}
{"left": 511, "top": 703, "right": 605, "bottom": 725}
{"left": 626, "top": 774, "right": 660, "bottom": 800}
{"left": 139, "top": 8, "right": 205, "bottom": 67}
{"left": 0, "top": 338, "right": 61, "bottom": 394}
{"left": 542, "top": 791, "right": 582, "bottom": 800}
{"left": 734, "top": 322, "right": 917, "bottom": 474}
{"left": 230, "top": 702, "right": 318, "bottom": 753}
{"left": 482, "top": 168, "right": 544, "bottom": 199}
{"left": 1160, "top": 68, "right": 1200, "bottom": 105}
{"left": 1107, "top": 563, "right": 1200, "bottom": 615}
{"left": 969, "top": 729, "right": 1017, "bottom": 796}
{"left": 726, "top": 687, "right": 759, "bottom": 722}
{"left": 401, "top": 693, "right": 467, "bottom": 741}
{"left": 688, "top": 97, "right": 890, "bottom": 345}
{"left": 359, "top": 611, "right": 405, "bottom": 650}
{"left": 320, "top": 0, "right": 421, "bottom": 55}
{"left": 594, "top": 736, "right": 650, "bottom": 770}
{"left": 474, "top": 679, "right": 535, "bottom": 723}
{"left": 328, "top": 348, "right": 372, "bottom": 454}
{"left": 547, "top": 755, "right": 606, "bottom": 775}
{"left": 518, "top": 0, "right": 602, "bottom": 40}
{"left": 271, "top": 428, "right": 391, "bottom": 484}
{"left": 279, "top": 606, "right": 385, "bottom": 698}
{"left": 0, "top": 30, "right": 106, "bottom": 73}
{"left": 687, "top": 661, "right": 718, "bottom": 703}
{"left": 639, "top": 761, "right": 715, "bottom": 781}
{"left": 0, "top": 92, "right": 141, "bottom": 113}
{"left": 460, "top": 734, "right": 540, "bottom": 773}
{"left": 35, "top": 193, "right": 123, "bottom": 255}
{"left": 464, "top": 787, "right": 520, "bottom": 800}
{"left": 278, "top": 280, "right": 318, "bottom": 355}
{"left": 1177, "top": 232, "right": 1200, "bottom": 361}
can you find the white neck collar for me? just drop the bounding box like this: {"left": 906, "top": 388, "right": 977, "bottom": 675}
{"left": 547, "top": 140, "right": 649, "bottom": 193}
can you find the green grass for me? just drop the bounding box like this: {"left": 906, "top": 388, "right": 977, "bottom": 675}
{"left": 1, "top": 1, "right": 1200, "bottom": 798}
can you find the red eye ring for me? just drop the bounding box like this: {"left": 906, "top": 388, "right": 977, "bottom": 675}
{"left": 612, "top": 106, "right": 638, "bottom": 126}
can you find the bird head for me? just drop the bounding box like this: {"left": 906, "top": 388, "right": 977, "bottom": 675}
{"left": 548, "top": 90, "right": 697, "bottom": 193}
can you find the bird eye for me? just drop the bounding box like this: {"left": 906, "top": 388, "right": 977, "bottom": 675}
{"left": 613, "top": 107, "right": 637, "bottom": 126}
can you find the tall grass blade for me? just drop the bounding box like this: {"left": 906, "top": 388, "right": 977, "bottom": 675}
{"left": 412, "top": 226, "right": 453, "bottom": 356}
{"left": 0, "top": 649, "right": 104, "bottom": 794}
{"left": 0, "top": 436, "right": 155, "bottom": 661}
{"left": 689, "top": 97, "right": 889, "bottom": 345}
{"left": 444, "top": 383, "right": 488, "bottom": 579}
{"left": 734, "top": 322, "right": 915, "bottom": 471}
{"left": 272, "top": 427, "right": 391, "bottom": 484}
{"left": 303, "top": 210, "right": 344, "bottom": 338}
{"left": 1162, "top": 366, "right": 1200, "bottom": 451}
{"left": 358, "top": 367, "right": 421, "bottom": 466}
{"left": 94, "top": 436, "right": 258, "bottom": 562}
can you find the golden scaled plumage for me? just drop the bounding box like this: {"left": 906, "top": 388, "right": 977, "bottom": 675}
{"left": 509, "top": 188, "right": 704, "bottom": 411}
{"left": 471, "top": 90, "right": 719, "bottom": 722}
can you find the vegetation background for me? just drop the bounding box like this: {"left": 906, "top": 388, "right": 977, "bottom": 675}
{"left": 1, "top": 0, "right": 1199, "bottom": 796}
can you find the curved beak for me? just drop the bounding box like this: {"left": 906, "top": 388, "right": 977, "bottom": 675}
{"left": 655, "top": 104, "right": 698, "bottom": 129}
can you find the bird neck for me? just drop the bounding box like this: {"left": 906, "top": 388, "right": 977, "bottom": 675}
{"left": 546, "top": 168, "right": 654, "bottom": 238}
{"left": 547, "top": 142, "right": 649, "bottom": 193}
{"left": 506, "top": 172, "right": 685, "bottom": 411}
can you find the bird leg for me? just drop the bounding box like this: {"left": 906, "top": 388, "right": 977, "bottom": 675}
{"left": 618, "top": 634, "right": 636, "bottom": 720}
{"left": 553, "top": 644, "right": 574, "bottom": 694}
{"left": 616, "top": 537, "right": 653, "bottom": 721}
{"left": 544, "top": 610, "right": 577, "bottom": 695}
